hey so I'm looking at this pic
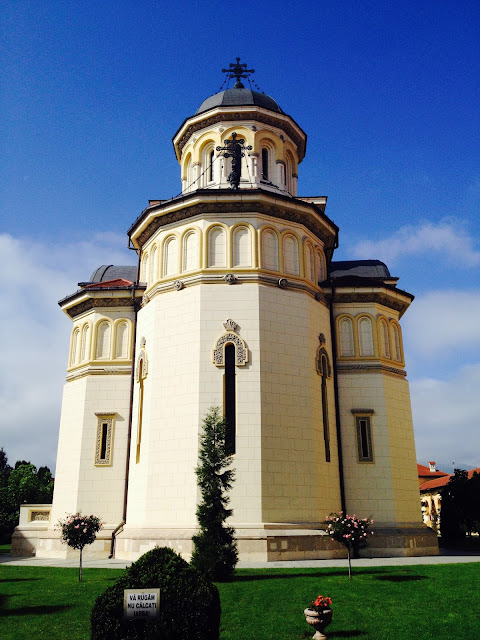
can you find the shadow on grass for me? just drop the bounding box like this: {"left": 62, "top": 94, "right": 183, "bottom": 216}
{"left": 301, "top": 632, "right": 366, "bottom": 638}
{"left": 0, "top": 604, "right": 73, "bottom": 617}
{"left": 375, "top": 574, "right": 429, "bottom": 582}
{"left": 0, "top": 577, "right": 41, "bottom": 583}
{"left": 233, "top": 568, "right": 389, "bottom": 582}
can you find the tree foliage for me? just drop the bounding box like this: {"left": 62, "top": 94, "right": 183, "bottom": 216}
{"left": 58, "top": 513, "right": 102, "bottom": 581}
{"left": 0, "top": 448, "right": 54, "bottom": 543}
{"left": 190, "top": 407, "right": 238, "bottom": 581}
{"left": 440, "top": 469, "right": 480, "bottom": 542}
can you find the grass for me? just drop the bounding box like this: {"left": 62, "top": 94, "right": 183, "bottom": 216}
{"left": 0, "top": 563, "right": 479, "bottom": 639}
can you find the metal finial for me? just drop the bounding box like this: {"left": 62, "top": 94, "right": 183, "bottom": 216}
{"left": 221, "top": 57, "right": 255, "bottom": 88}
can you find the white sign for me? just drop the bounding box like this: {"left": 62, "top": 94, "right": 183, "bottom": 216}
{"left": 124, "top": 589, "right": 160, "bottom": 619}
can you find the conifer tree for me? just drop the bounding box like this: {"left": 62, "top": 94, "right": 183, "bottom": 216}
{"left": 191, "top": 407, "right": 237, "bottom": 581}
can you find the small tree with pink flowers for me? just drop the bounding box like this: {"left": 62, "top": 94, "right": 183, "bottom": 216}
{"left": 325, "top": 513, "right": 374, "bottom": 580}
{"left": 58, "top": 512, "right": 102, "bottom": 581}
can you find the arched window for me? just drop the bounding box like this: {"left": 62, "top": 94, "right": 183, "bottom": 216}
{"left": 70, "top": 328, "right": 80, "bottom": 366}
{"left": 115, "top": 321, "right": 129, "bottom": 359}
{"left": 208, "top": 226, "right": 226, "bottom": 267}
{"left": 317, "top": 346, "right": 332, "bottom": 462}
{"left": 141, "top": 253, "right": 149, "bottom": 284}
{"left": 183, "top": 153, "right": 193, "bottom": 192}
{"left": 338, "top": 317, "right": 354, "bottom": 357}
{"left": 379, "top": 319, "right": 390, "bottom": 359}
{"left": 285, "top": 151, "right": 295, "bottom": 195}
{"left": 232, "top": 227, "right": 251, "bottom": 267}
{"left": 80, "top": 324, "right": 90, "bottom": 362}
{"left": 149, "top": 245, "right": 157, "bottom": 284}
{"left": 209, "top": 150, "right": 215, "bottom": 182}
{"left": 135, "top": 340, "right": 148, "bottom": 464}
{"left": 262, "top": 229, "right": 279, "bottom": 271}
{"left": 261, "top": 148, "right": 269, "bottom": 180}
{"left": 358, "top": 317, "right": 374, "bottom": 356}
{"left": 305, "top": 242, "right": 315, "bottom": 282}
{"left": 164, "top": 236, "right": 178, "bottom": 276}
{"left": 96, "top": 321, "right": 111, "bottom": 359}
{"left": 283, "top": 234, "right": 299, "bottom": 275}
{"left": 392, "top": 323, "right": 402, "bottom": 362}
{"left": 183, "top": 230, "right": 198, "bottom": 272}
{"left": 316, "top": 250, "right": 326, "bottom": 282}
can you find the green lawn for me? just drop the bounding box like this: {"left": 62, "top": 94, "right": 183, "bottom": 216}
{"left": 0, "top": 563, "right": 479, "bottom": 639}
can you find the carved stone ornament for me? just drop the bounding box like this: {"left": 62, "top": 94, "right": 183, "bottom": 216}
{"left": 173, "top": 280, "right": 184, "bottom": 291}
{"left": 135, "top": 346, "right": 148, "bottom": 381}
{"left": 319, "top": 333, "right": 326, "bottom": 345}
{"left": 30, "top": 511, "right": 50, "bottom": 522}
{"left": 140, "top": 336, "right": 146, "bottom": 348}
{"left": 213, "top": 332, "right": 248, "bottom": 367}
{"left": 142, "top": 292, "right": 150, "bottom": 306}
{"left": 278, "top": 278, "right": 288, "bottom": 289}
{"left": 223, "top": 318, "right": 238, "bottom": 332}
{"left": 224, "top": 273, "right": 236, "bottom": 285}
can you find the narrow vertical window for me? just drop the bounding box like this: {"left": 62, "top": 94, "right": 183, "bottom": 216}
{"left": 353, "top": 411, "right": 374, "bottom": 463}
{"left": 317, "top": 347, "right": 332, "bottom": 463}
{"left": 224, "top": 343, "right": 236, "bottom": 455}
{"left": 94, "top": 414, "right": 115, "bottom": 466}
{"left": 338, "top": 317, "right": 355, "bottom": 357}
{"left": 379, "top": 320, "right": 390, "bottom": 359}
{"left": 392, "top": 323, "right": 402, "bottom": 362}
{"left": 136, "top": 360, "right": 145, "bottom": 464}
{"left": 358, "top": 317, "right": 374, "bottom": 356}
{"left": 209, "top": 150, "right": 215, "bottom": 181}
{"left": 80, "top": 325, "right": 90, "bottom": 362}
{"left": 261, "top": 148, "right": 269, "bottom": 180}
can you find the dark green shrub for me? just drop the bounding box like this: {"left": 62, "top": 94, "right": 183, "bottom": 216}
{"left": 91, "top": 547, "right": 220, "bottom": 640}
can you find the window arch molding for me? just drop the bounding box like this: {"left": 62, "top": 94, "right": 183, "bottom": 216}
{"left": 389, "top": 319, "right": 403, "bottom": 363}
{"left": 259, "top": 225, "right": 280, "bottom": 271}
{"left": 356, "top": 313, "right": 376, "bottom": 357}
{"left": 182, "top": 151, "right": 193, "bottom": 192}
{"left": 303, "top": 239, "right": 316, "bottom": 283}
{"left": 230, "top": 222, "right": 257, "bottom": 268}
{"left": 377, "top": 315, "right": 392, "bottom": 360}
{"left": 149, "top": 244, "right": 157, "bottom": 285}
{"left": 258, "top": 137, "right": 277, "bottom": 183}
{"left": 180, "top": 226, "right": 201, "bottom": 273}
{"left": 336, "top": 314, "right": 356, "bottom": 357}
{"left": 70, "top": 327, "right": 81, "bottom": 367}
{"left": 94, "top": 319, "right": 113, "bottom": 360}
{"left": 285, "top": 149, "right": 297, "bottom": 195}
{"left": 212, "top": 330, "right": 249, "bottom": 367}
{"left": 79, "top": 321, "right": 93, "bottom": 363}
{"left": 161, "top": 232, "right": 180, "bottom": 277}
{"left": 280, "top": 230, "right": 301, "bottom": 276}
{"left": 204, "top": 222, "right": 230, "bottom": 268}
{"left": 198, "top": 139, "right": 217, "bottom": 186}
{"left": 316, "top": 248, "right": 327, "bottom": 283}
{"left": 112, "top": 318, "right": 133, "bottom": 360}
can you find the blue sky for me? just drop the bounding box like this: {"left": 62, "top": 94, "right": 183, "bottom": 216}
{"left": 1, "top": 0, "right": 479, "bottom": 473}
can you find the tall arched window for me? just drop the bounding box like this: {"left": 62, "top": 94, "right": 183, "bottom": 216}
{"left": 285, "top": 150, "right": 295, "bottom": 194}
{"left": 224, "top": 343, "right": 236, "bottom": 455}
{"left": 232, "top": 227, "right": 251, "bottom": 267}
{"left": 80, "top": 324, "right": 90, "bottom": 362}
{"left": 261, "top": 148, "right": 269, "bottom": 180}
{"left": 70, "top": 328, "right": 79, "bottom": 366}
{"left": 358, "top": 317, "right": 374, "bottom": 356}
{"left": 317, "top": 347, "right": 332, "bottom": 462}
{"left": 135, "top": 342, "right": 148, "bottom": 464}
{"left": 338, "top": 317, "right": 354, "bottom": 357}
{"left": 149, "top": 246, "right": 157, "bottom": 284}
{"left": 305, "top": 242, "right": 315, "bottom": 282}
{"left": 208, "top": 226, "right": 226, "bottom": 267}
{"left": 392, "top": 323, "right": 402, "bottom": 362}
{"left": 183, "top": 230, "right": 198, "bottom": 272}
{"left": 115, "top": 321, "right": 129, "bottom": 359}
{"left": 262, "top": 229, "right": 279, "bottom": 271}
{"left": 379, "top": 319, "right": 390, "bottom": 359}
{"left": 283, "top": 234, "right": 299, "bottom": 275}
{"left": 141, "top": 253, "right": 149, "bottom": 284}
{"left": 316, "top": 250, "right": 326, "bottom": 282}
{"left": 96, "top": 321, "right": 111, "bottom": 359}
{"left": 164, "top": 236, "right": 178, "bottom": 276}
{"left": 209, "top": 150, "right": 215, "bottom": 182}
{"left": 183, "top": 153, "right": 192, "bottom": 192}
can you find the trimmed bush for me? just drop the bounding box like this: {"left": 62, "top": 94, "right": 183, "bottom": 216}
{"left": 91, "top": 547, "right": 220, "bottom": 640}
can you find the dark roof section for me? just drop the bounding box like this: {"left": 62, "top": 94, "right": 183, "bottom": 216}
{"left": 196, "top": 87, "right": 284, "bottom": 115}
{"left": 330, "top": 260, "right": 391, "bottom": 279}
{"left": 89, "top": 265, "right": 138, "bottom": 283}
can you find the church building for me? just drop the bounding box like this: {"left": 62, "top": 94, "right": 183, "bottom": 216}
{"left": 12, "top": 60, "right": 438, "bottom": 560}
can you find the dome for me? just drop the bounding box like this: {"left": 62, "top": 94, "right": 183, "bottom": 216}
{"left": 196, "top": 87, "right": 284, "bottom": 115}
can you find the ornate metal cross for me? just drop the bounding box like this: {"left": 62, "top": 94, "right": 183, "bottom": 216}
{"left": 222, "top": 57, "right": 255, "bottom": 88}
{"left": 216, "top": 132, "right": 252, "bottom": 190}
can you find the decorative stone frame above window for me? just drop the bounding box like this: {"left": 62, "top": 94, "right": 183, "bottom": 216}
{"left": 94, "top": 412, "right": 117, "bottom": 466}
{"left": 135, "top": 337, "right": 148, "bottom": 382}
{"left": 212, "top": 319, "right": 249, "bottom": 366}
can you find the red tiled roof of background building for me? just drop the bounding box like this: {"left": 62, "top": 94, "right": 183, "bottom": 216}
{"left": 417, "top": 463, "right": 449, "bottom": 478}
{"left": 419, "top": 467, "right": 480, "bottom": 492}
{"left": 83, "top": 278, "right": 134, "bottom": 289}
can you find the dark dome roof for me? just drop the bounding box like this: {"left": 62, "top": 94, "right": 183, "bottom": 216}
{"left": 196, "top": 87, "right": 284, "bottom": 115}
{"left": 89, "top": 265, "right": 137, "bottom": 283}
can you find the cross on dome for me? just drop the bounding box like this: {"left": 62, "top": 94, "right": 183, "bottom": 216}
{"left": 221, "top": 57, "right": 255, "bottom": 88}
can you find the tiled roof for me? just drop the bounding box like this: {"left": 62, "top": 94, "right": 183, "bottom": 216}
{"left": 420, "top": 467, "right": 480, "bottom": 492}
{"left": 417, "top": 463, "right": 449, "bottom": 478}
{"left": 83, "top": 278, "right": 134, "bottom": 289}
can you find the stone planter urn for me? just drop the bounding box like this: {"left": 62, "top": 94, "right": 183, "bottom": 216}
{"left": 304, "top": 608, "right": 333, "bottom": 640}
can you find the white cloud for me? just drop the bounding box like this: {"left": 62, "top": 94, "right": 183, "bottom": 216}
{"left": 411, "top": 363, "right": 480, "bottom": 471}
{"left": 402, "top": 289, "right": 480, "bottom": 358}
{"left": 0, "top": 233, "right": 134, "bottom": 473}
{"left": 352, "top": 219, "right": 480, "bottom": 267}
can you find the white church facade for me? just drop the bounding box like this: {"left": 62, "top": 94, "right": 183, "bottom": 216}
{"left": 13, "top": 61, "right": 438, "bottom": 560}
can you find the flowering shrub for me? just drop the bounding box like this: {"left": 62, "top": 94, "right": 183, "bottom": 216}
{"left": 58, "top": 512, "right": 102, "bottom": 580}
{"left": 325, "top": 512, "right": 374, "bottom": 579}
{"left": 308, "top": 595, "right": 332, "bottom": 612}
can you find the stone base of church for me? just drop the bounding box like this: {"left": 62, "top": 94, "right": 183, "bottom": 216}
{"left": 11, "top": 522, "right": 438, "bottom": 561}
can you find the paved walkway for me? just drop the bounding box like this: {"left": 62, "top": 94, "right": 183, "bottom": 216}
{"left": 1, "top": 549, "right": 479, "bottom": 570}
